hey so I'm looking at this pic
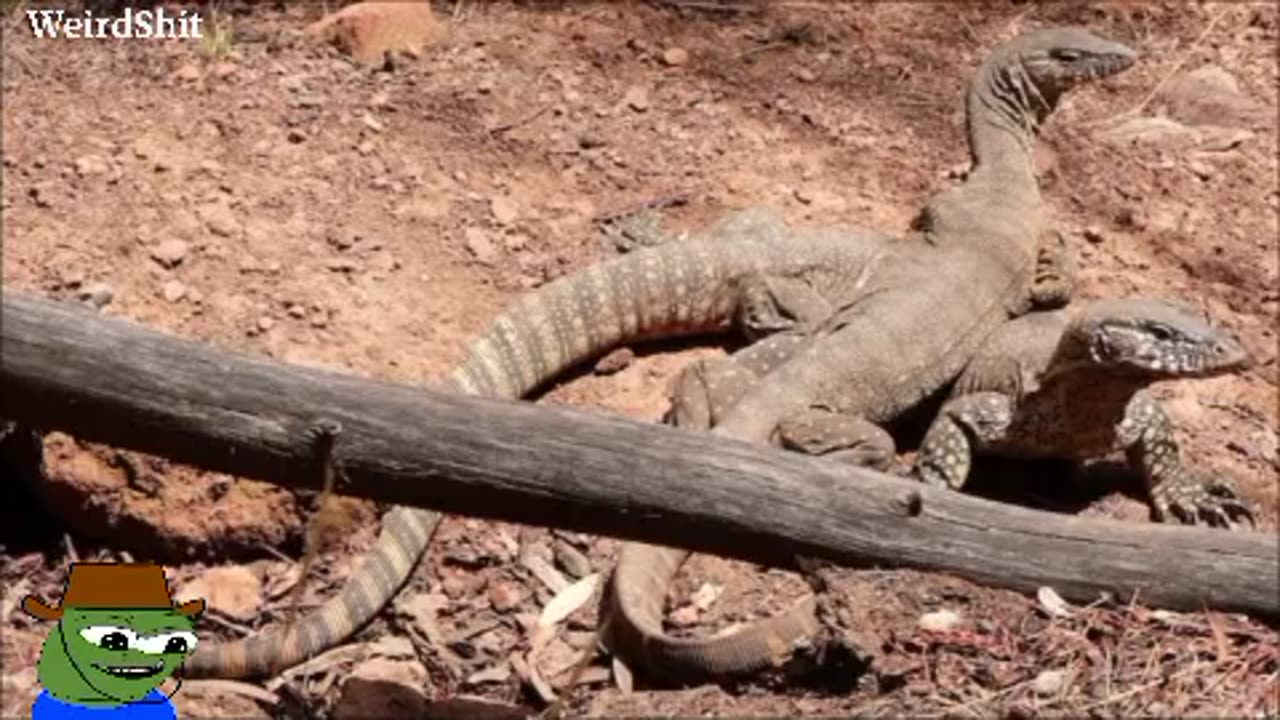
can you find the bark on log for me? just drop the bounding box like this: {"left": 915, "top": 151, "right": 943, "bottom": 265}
{"left": 2, "top": 291, "right": 1276, "bottom": 618}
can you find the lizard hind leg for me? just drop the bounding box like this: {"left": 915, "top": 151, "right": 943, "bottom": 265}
{"left": 1118, "top": 392, "right": 1255, "bottom": 528}
{"left": 913, "top": 392, "right": 1015, "bottom": 490}
{"left": 667, "top": 330, "right": 813, "bottom": 429}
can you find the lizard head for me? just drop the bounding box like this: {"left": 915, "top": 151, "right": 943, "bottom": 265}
{"left": 1008, "top": 27, "right": 1137, "bottom": 100}
{"left": 1076, "top": 298, "right": 1251, "bottom": 378}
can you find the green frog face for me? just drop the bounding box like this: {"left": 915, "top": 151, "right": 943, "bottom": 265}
{"left": 37, "top": 607, "right": 197, "bottom": 706}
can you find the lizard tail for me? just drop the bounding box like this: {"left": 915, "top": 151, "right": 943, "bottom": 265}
{"left": 183, "top": 236, "right": 771, "bottom": 678}
{"left": 603, "top": 543, "right": 820, "bottom": 680}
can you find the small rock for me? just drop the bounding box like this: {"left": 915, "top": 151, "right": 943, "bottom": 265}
{"left": 593, "top": 347, "right": 634, "bottom": 375}
{"left": 73, "top": 155, "right": 109, "bottom": 178}
{"left": 172, "top": 63, "right": 201, "bottom": 82}
{"left": 1082, "top": 226, "right": 1105, "bottom": 244}
{"left": 490, "top": 196, "right": 519, "bottom": 226}
{"left": 918, "top": 608, "right": 963, "bottom": 632}
{"left": 287, "top": 128, "right": 307, "bottom": 144}
{"left": 150, "top": 239, "right": 190, "bottom": 268}
{"left": 161, "top": 280, "right": 187, "bottom": 303}
{"left": 257, "top": 316, "right": 275, "bottom": 333}
{"left": 660, "top": 47, "right": 689, "bottom": 66}
{"left": 623, "top": 85, "right": 650, "bottom": 113}
{"left": 464, "top": 227, "right": 498, "bottom": 264}
{"left": 487, "top": 581, "right": 524, "bottom": 613}
{"left": 198, "top": 203, "right": 241, "bottom": 238}
{"left": 79, "top": 282, "right": 114, "bottom": 309}
{"left": 1032, "top": 669, "right": 1067, "bottom": 697}
{"left": 212, "top": 61, "right": 237, "bottom": 79}
{"left": 794, "top": 187, "right": 814, "bottom": 205}
{"left": 667, "top": 605, "right": 700, "bottom": 628}
{"left": 794, "top": 66, "right": 818, "bottom": 83}
{"left": 176, "top": 566, "right": 261, "bottom": 623}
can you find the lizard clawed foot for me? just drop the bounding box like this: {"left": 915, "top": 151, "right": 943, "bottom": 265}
{"left": 1150, "top": 474, "right": 1255, "bottom": 529}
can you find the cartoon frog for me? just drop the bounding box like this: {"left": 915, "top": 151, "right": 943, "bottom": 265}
{"left": 22, "top": 562, "right": 205, "bottom": 719}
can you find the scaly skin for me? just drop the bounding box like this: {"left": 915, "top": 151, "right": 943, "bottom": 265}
{"left": 182, "top": 209, "right": 894, "bottom": 677}
{"left": 602, "top": 27, "right": 1138, "bottom": 682}
{"left": 914, "top": 298, "right": 1255, "bottom": 526}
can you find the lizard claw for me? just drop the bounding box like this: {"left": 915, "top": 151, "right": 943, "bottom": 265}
{"left": 1151, "top": 474, "right": 1255, "bottom": 530}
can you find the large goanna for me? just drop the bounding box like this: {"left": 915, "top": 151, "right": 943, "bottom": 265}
{"left": 600, "top": 27, "right": 1140, "bottom": 682}
{"left": 185, "top": 26, "right": 1136, "bottom": 681}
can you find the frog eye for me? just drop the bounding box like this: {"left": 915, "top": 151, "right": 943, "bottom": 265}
{"left": 134, "top": 631, "right": 199, "bottom": 655}
{"left": 79, "top": 625, "right": 137, "bottom": 651}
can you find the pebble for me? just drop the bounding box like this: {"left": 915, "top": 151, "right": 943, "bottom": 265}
{"left": 1032, "top": 669, "right": 1067, "bottom": 697}
{"left": 150, "top": 239, "right": 190, "bottom": 268}
{"left": 257, "top": 316, "right": 275, "bottom": 333}
{"left": 80, "top": 282, "right": 114, "bottom": 308}
{"left": 660, "top": 47, "right": 689, "bottom": 66}
{"left": 624, "top": 85, "right": 650, "bottom": 113}
{"left": 199, "top": 203, "right": 240, "bottom": 238}
{"left": 489, "top": 196, "right": 519, "bottom": 226}
{"left": 1082, "top": 226, "right": 1105, "bottom": 244}
{"left": 918, "top": 608, "right": 963, "bottom": 632}
{"left": 74, "top": 155, "right": 109, "bottom": 178}
{"left": 464, "top": 227, "right": 498, "bottom": 264}
{"left": 593, "top": 347, "right": 634, "bottom": 375}
{"left": 161, "top": 280, "right": 187, "bottom": 303}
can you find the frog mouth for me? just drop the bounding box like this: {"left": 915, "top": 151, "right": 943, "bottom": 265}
{"left": 93, "top": 661, "right": 164, "bottom": 679}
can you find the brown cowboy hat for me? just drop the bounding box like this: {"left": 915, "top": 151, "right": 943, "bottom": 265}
{"left": 21, "top": 562, "right": 205, "bottom": 621}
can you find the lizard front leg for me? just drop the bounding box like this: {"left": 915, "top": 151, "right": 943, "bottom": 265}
{"left": 913, "top": 392, "right": 1015, "bottom": 490}
{"left": 1117, "top": 391, "right": 1254, "bottom": 527}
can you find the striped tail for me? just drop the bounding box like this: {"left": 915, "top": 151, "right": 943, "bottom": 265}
{"left": 183, "top": 236, "right": 776, "bottom": 678}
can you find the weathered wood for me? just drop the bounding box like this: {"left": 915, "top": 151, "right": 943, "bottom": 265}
{"left": 2, "top": 291, "right": 1276, "bottom": 618}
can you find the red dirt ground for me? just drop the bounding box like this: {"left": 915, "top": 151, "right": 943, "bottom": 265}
{"left": 2, "top": 1, "right": 1276, "bottom": 717}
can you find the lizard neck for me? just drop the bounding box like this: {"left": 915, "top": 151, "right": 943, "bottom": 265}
{"left": 965, "top": 58, "right": 1055, "bottom": 179}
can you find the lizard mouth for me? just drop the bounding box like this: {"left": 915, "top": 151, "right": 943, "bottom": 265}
{"left": 93, "top": 661, "right": 164, "bottom": 679}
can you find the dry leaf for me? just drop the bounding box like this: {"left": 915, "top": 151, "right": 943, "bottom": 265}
{"left": 612, "top": 655, "right": 634, "bottom": 695}
{"left": 539, "top": 572, "right": 599, "bottom": 628}
{"left": 1036, "top": 586, "right": 1073, "bottom": 618}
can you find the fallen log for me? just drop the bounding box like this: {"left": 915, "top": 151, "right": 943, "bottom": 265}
{"left": 2, "top": 291, "right": 1276, "bottom": 618}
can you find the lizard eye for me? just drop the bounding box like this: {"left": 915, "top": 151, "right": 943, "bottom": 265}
{"left": 1050, "top": 48, "right": 1083, "bottom": 62}
{"left": 1147, "top": 324, "right": 1174, "bottom": 342}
